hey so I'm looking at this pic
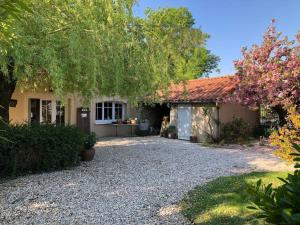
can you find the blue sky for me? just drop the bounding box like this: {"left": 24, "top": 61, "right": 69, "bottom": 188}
{"left": 134, "top": 0, "right": 300, "bottom": 77}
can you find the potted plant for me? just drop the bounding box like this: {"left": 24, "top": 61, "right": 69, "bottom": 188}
{"left": 167, "top": 125, "right": 177, "bottom": 139}
{"left": 81, "top": 132, "right": 96, "bottom": 161}
{"left": 190, "top": 135, "right": 198, "bottom": 143}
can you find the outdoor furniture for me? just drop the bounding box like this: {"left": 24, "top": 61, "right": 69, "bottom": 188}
{"left": 97, "top": 124, "right": 138, "bottom": 137}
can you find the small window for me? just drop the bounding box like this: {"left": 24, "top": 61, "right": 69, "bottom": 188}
{"left": 260, "top": 106, "right": 279, "bottom": 127}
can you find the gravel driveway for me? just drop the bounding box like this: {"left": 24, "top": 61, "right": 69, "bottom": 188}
{"left": 0, "top": 136, "right": 290, "bottom": 225}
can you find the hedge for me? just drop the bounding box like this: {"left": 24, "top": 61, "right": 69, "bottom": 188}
{"left": 0, "top": 122, "right": 85, "bottom": 178}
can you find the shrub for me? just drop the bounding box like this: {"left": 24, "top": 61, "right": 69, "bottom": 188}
{"left": 270, "top": 106, "right": 300, "bottom": 162}
{"left": 84, "top": 132, "right": 97, "bottom": 150}
{"left": 253, "top": 125, "right": 275, "bottom": 138}
{"left": 221, "top": 118, "right": 251, "bottom": 143}
{"left": 248, "top": 142, "right": 300, "bottom": 224}
{"left": 0, "top": 122, "right": 85, "bottom": 178}
{"left": 160, "top": 125, "right": 177, "bottom": 138}
{"left": 167, "top": 125, "right": 176, "bottom": 134}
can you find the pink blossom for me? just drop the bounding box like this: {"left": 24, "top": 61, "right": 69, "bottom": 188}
{"left": 225, "top": 23, "right": 300, "bottom": 110}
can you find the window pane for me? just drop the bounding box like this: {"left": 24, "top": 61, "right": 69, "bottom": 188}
{"left": 41, "top": 100, "right": 52, "bottom": 123}
{"left": 104, "top": 102, "right": 112, "bottom": 120}
{"left": 104, "top": 102, "right": 112, "bottom": 108}
{"left": 30, "top": 99, "right": 40, "bottom": 124}
{"left": 96, "top": 103, "right": 102, "bottom": 120}
{"left": 56, "top": 101, "right": 65, "bottom": 125}
{"left": 115, "top": 103, "right": 123, "bottom": 120}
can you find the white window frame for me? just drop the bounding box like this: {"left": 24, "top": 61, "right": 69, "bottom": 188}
{"left": 29, "top": 99, "right": 64, "bottom": 124}
{"left": 95, "top": 101, "right": 125, "bottom": 124}
{"left": 39, "top": 99, "right": 56, "bottom": 124}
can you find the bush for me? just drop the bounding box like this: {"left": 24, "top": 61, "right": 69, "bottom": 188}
{"left": 248, "top": 142, "right": 300, "bottom": 224}
{"left": 84, "top": 132, "right": 97, "bottom": 150}
{"left": 221, "top": 118, "right": 251, "bottom": 143}
{"left": 270, "top": 106, "right": 300, "bottom": 162}
{"left": 253, "top": 125, "right": 275, "bottom": 138}
{"left": 160, "top": 125, "right": 177, "bottom": 138}
{"left": 0, "top": 122, "right": 85, "bottom": 178}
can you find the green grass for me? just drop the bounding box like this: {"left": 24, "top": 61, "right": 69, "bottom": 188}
{"left": 180, "top": 171, "right": 289, "bottom": 225}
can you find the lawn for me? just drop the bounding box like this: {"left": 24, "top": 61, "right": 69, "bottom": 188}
{"left": 180, "top": 171, "right": 289, "bottom": 225}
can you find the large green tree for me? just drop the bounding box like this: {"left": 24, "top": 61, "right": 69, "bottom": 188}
{"left": 142, "top": 7, "right": 219, "bottom": 82}
{"left": 0, "top": 1, "right": 218, "bottom": 122}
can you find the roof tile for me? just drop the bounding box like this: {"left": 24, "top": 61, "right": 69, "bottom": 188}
{"left": 168, "top": 75, "right": 237, "bottom": 102}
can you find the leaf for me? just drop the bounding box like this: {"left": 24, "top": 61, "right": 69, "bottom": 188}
{"left": 256, "top": 179, "right": 262, "bottom": 187}
{"left": 291, "top": 213, "right": 300, "bottom": 222}
{"left": 256, "top": 214, "right": 268, "bottom": 219}
{"left": 278, "top": 177, "right": 288, "bottom": 184}
{"left": 292, "top": 143, "right": 300, "bottom": 152}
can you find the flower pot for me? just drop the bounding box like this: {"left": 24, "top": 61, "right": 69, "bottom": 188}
{"left": 190, "top": 136, "right": 198, "bottom": 143}
{"left": 81, "top": 148, "right": 95, "bottom": 161}
{"left": 168, "top": 133, "right": 177, "bottom": 139}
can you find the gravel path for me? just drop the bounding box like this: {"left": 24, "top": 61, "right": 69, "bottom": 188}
{"left": 0, "top": 136, "right": 291, "bottom": 225}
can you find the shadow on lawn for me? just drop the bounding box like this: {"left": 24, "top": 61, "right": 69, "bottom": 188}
{"left": 180, "top": 171, "right": 287, "bottom": 225}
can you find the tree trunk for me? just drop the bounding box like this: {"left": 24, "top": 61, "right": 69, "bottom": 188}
{"left": 0, "top": 57, "right": 16, "bottom": 123}
{"left": 272, "top": 105, "right": 287, "bottom": 127}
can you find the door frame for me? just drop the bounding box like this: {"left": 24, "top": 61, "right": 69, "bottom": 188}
{"left": 177, "top": 104, "right": 192, "bottom": 140}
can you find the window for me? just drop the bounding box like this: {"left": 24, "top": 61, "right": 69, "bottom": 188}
{"left": 30, "top": 99, "right": 66, "bottom": 124}
{"left": 260, "top": 106, "right": 279, "bottom": 126}
{"left": 41, "top": 100, "right": 52, "bottom": 123}
{"left": 104, "top": 102, "right": 113, "bottom": 120}
{"left": 56, "top": 101, "right": 65, "bottom": 125}
{"left": 115, "top": 103, "right": 123, "bottom": 120}
{"left": 95, "top": 103, "right": 102, "bottom": 121}
{"left": 95, "top": 102, "right": 125, "bottom": 123}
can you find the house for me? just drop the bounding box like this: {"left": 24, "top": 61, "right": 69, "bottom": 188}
{"left": 8, "top": 75, "right": 259, "bottom": 140}
{"left": 167, "top": 75, "right": 259, "bottom": 141}
{"left": 9, "top": 89, "right": 139, "bottom": 137}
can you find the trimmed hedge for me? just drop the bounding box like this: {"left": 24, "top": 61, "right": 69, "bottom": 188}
{"left": 0, "top": 122, "right": 85, "bottom": 178}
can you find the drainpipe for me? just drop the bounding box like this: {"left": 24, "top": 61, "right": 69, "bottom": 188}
{"left": 216, "top": 102, "right": 220, "bottom": 140}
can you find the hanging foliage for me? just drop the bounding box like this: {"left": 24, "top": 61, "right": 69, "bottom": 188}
{"left": 0, "top": 1, "right": 218, "bottom": 121}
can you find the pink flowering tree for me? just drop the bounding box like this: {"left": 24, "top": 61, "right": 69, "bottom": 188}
{"left": 231, "top": 22, "right": 300, "bottom": 125}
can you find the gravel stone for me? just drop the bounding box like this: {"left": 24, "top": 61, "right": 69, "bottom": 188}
{"left": 0, "top": 136, "right": 291, "bottom": 225}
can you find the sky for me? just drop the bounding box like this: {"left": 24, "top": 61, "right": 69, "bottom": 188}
{"left": 134, "top": 0, "right": 300, "bottom": 77}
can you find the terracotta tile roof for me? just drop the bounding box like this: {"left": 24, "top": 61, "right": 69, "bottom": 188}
{"left": 167, "top": 75, "right": 237, "bottom": 103}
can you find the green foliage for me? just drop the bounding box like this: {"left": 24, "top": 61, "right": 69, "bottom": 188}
{"left": 160, "top": 125, "right": 176, "bottom": 138}
{"left": 253, "top": 125, "right": 275, "bottom": 138}
{"left": 249, "top": 142, "right": 300, "bottom": 224}
{"left": 221, "top": 118, "right": 251, "bottom": 143}
{"left": 167, "top": 125, "right": 176, "bottom": 134}
{"left": 0, "top": 122, "right": 85, "bottom": 177}
{"left": 143, "top": 7, "right": 219, "bottom": 83}
{"left": 181, "top": 171, "right": 288, "bottom": 225}
{"left": 0, "top": 0, "right": 32, "bottom": 21}
{"left": 270, "top": 106, "right": 300, "bottom": 163}
{"left": 0, "top": 2, "right": 218, "bottom": 105}
{"left": 84, "top": 132, "right": 97, "bottom": 150}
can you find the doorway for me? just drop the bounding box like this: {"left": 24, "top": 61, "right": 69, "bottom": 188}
{"left": 177, "top": 105, "right": 192, "bottom": 140}
{"left": 77, "top": 107, "right": 90, "bottom": 133}
{"left": 30, "top": 99, "right": 40, "bottom": 123}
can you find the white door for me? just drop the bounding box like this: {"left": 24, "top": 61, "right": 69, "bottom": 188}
{"left": 177, "top": 105, "right": 192, "bottom": 140}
